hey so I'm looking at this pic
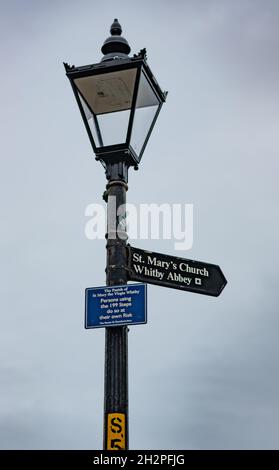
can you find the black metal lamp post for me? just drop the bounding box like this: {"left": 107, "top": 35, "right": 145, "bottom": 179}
{"left": 64, "top": 19, "right": 166, "bottom": 450}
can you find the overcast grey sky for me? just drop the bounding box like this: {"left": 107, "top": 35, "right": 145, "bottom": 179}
{"left": 1, "top": 0, "right": 279, "bottom": 449}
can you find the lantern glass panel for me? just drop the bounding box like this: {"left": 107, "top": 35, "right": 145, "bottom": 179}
{"left": 130, "top": 70, "right": 159, "bottom": 156}
{"left": 74, "top": 68, "right": 137, "bottom": 147}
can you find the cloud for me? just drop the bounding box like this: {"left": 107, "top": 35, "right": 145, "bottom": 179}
{"left": 1, "top": 0, "right": 279, "bottom": 449}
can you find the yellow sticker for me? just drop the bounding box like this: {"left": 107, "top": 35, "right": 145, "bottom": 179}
{"left": 107, "top": 413, "right": 126, "bottom": 450}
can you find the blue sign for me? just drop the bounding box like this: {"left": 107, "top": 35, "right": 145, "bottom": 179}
{"left": 85, "top": 283, "right": 147, "bottom": 329}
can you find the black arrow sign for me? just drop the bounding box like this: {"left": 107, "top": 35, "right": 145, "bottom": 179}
{"left": 127, "top": 246, "right": 227, "bottom": 297}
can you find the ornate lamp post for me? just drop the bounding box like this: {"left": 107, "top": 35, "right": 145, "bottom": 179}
{"left": 64, "top": 19, "right": 166, "bottom": 450}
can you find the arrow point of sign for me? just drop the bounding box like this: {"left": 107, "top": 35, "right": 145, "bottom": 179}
{"left": 214, "top": 267, "right": 227, "bottom": 296}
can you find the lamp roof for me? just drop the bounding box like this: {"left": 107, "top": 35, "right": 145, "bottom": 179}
{"left": 101, "top": 19, "right": 131, "bottom": 60}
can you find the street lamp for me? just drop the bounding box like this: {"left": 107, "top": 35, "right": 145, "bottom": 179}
{"left": 64, "top": 19, "right": 166, "bottom": 450}
{"left": 64, "top": 19, "right": 166, "bottom": 177}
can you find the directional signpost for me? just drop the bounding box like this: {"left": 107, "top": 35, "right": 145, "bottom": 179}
{"left": 85, "top": 283, "right": 147, "bottom": 329}
{"left": 128, "top": 246, "right": 227, "bottom": 297}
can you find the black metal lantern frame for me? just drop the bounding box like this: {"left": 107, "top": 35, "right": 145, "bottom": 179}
{"left": 64, "top": 54, "right": 167, "bottom": 169}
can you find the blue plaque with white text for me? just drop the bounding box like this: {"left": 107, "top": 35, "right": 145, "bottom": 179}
{"left": 85, "top": 283, "right": 147, "bottom": 329}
